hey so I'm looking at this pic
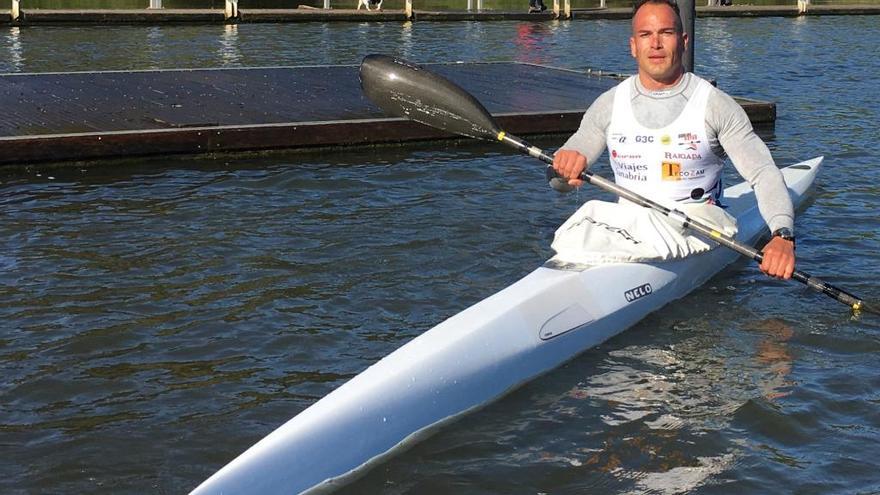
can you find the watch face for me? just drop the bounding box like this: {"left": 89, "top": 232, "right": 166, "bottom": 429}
{"left": 774, "top": 228, "right": 794, "bottom": 239}
{"left": 773, "top": 228, "right": 795, "bottom": 245}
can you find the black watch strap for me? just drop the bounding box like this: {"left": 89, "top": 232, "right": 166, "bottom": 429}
{"left": 772, "top": 227, "right": 796, "bottom": 247}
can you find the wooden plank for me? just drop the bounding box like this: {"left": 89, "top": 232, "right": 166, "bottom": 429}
{"left": 9, "top": 9, "right": 226, "bottom": 24}
{"left": 0, "top": 63, "right": 775, "bottom": 165}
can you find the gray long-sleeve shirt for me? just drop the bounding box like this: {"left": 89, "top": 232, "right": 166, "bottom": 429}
{"left": 561, "top": 73, "right": 794, "bottom": 233}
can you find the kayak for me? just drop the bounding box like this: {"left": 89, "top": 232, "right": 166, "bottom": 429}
{"left": 191, "top": 156, "right": 822, "bottom": 495}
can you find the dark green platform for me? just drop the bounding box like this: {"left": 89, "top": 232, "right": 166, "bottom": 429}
{"left": 0, "top": 62, "right": 775, "bottom": 165}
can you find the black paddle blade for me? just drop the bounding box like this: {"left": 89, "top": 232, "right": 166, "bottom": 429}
{"left": 359, "top": 54, "right": 501, "bottom": 141}
{"left": 859, "top": 301, "right": 880, "bottom": 316}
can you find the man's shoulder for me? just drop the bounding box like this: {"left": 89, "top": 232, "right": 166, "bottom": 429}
{"left": 594, "top": 76, "right": 637, "bottom": 106}
{"left": 599, "top": 85, "right": 617, "bottom": 104}
{"left": 691, "top": 74, "right": 737, "bottom": 104}
{"left": 604, "top": 78, "right": 629, "bottom": 97}
{"left": 696, "top": 77, "right": 754, "bottom": 134}
{"left": 589, "top": 82, "right": 621, "bottom": 111}
{"left": 611, "top": 75, "right": 638, "bottom": 93}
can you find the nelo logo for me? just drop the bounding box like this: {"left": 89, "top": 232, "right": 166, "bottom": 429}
{"left": 624, "top": 283, "right": 653, "bottom": 302}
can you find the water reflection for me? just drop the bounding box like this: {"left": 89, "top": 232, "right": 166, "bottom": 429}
{"left": 748, "top": 318, "right": 795, "bottom": 400}
{"left": 146, "top": 26, "right": 163, "bottom": 69}
{"left": 526, "top": 316, "right": 795, "bottom": 493}
{"left": 399, "top": 21, "right": 414, "bottom": 60}
{"left": 219, "top": 24, "right": 241, "bottom": 66}
{"left": 463, "top": 20, "right": 488, "bottom": 55}
{"left": 513, "top": 22, "right": 552, "bottom": 65}
{"left": 5, "top": 27, "right": 23, "bottom": 73}
{"left": 698, "top": 19, "right": 738, "bottom": 77}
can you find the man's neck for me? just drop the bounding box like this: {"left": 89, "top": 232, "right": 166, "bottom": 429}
{"left": 635, "top": 71, "right": 690, "bottom": 97}
{"left": 638, "top": 70, "right": 686, "bottom": 92}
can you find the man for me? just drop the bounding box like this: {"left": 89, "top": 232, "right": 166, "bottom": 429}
{"left": 552, "top": 0, "right": 796, "bottom": 279}
{"left": 528, "top": 0, "right": 547, "bottom": 13}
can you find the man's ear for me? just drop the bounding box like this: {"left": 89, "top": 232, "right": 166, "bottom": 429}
{"left": 629, "top": 36, "right": 637, "bottom": 58}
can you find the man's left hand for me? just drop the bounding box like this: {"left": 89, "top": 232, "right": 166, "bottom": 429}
{"left": 760, "top": 236, "right": 796, "bottom": 279}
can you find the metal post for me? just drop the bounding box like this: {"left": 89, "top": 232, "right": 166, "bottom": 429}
{"left": 476, "top": 0, "right": 483, "bottom": 11}
{"left": 324, "top": 0, "right": 330, "bottom": 9}
{"left": 679, "top": 0, "right": 695, "bottom": 73}
{"left": 148, "top": 0, "right": 162, "bottom": 9}
{"left": 11, "top": 0, "right": 21, "bottom": 21}
{"left": 564, "top": 0, "right": 570, "bottom": 18}
{"left": 599, "top": 0, "right": 606, "bottom": 8}
{"left": 553, "top": 0, "right": 559, "bottom": 17}
{"left": 797, "top": 0, "right": 809, "bottom": 14}
{"left": 224, "top": 0, "right": 238, "bottom": 19}
{"left": 405, "top": 0, "right": 412, "bottom": 19}
{"left": 467, "top": 0, "right": 472, "bottom": 11}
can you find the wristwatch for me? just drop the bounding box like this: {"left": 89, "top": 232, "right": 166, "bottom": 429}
{"left": 772, "top": 227, "right": 796, "bottom": 248}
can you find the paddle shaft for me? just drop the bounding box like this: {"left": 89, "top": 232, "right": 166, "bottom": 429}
{"left": 358, "top": 54, "right": 873, "bottom": 314}
{"left": 499, "top": 132, "right": 871, "bottom": 313}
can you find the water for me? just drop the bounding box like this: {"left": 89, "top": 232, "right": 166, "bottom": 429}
{"left": 2, "top": 0, "right": 877, "bottom": 10}
{"left": 10, "top": 0, "right": 872, "bottom": 11}
{"left": 2, "top": 16, "right": 879, "bottom": 494}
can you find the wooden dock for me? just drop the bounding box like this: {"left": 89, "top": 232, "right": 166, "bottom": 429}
{"left": 0, "top": 62, "right": 775, "bottom": 165}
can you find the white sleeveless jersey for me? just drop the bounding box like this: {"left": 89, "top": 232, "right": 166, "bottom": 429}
{"left": 607, "top": 76, "right": 726, "bottom": 204}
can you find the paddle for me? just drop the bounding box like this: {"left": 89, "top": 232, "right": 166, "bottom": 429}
{"left": 358, "top": 54, "right": 876, "bottom": 315}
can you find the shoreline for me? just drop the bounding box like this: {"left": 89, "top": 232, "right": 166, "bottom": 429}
{"left": 2, "top": 4, "right": 879, "bottom": 25}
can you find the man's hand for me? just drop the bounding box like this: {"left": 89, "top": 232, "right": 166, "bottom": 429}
{"left": 760, "top": 236, "right": 796, "bottom": 279}
{"left": 552, "top": 149, "right": 588, "bottom": 188}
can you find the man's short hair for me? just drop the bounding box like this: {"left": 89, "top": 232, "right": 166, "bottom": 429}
{"left": 633, "top": 0, "right": 680, "bottom": 15}
{"left": 632, "top": 0, "right": 683, "bottom": 31}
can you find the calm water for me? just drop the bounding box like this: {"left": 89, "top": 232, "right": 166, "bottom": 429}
{"left": 2, "top": 16, "right": 880, "bottom": 494}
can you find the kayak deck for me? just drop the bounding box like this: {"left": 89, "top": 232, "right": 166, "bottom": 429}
{"left": 191, "top": 157, "right": 822, "bottom": 495}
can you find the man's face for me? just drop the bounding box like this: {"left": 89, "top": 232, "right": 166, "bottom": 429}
{"left": 629, "top": 3, "right": 688, "bottom": 89}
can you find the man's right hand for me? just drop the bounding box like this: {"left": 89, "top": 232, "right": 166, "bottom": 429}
{"left": 552, "top": 149, "right": 588, "bottom": 188}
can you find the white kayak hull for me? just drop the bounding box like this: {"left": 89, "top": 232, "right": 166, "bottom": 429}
{"left": 192, "top": 157, "right": 822, "bottom": 495}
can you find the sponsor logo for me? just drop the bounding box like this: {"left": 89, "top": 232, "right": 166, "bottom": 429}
{"left": 617, "top": 171, "right": 648, "bottom": 181}
{"left": 661, "top": 161, "right": 681, "bottom": 181}
{"left": 614, "top": 163, "right": 649, "bottom": 172}
{"left": 660, "top": 134, "right": 672, "bottom": 146}
{"left": 612, "top": 151, "right": 643, "bottom": 160}
{"left": 677, "top": 132, "right": 701, "bottom": 151}
{"left": 624, "top": 283, "right": 653, "bottom": 303}
{"left": 635, "top": 135, "right": 654, "bottom": 144}
{"left": 664, "top": 151, "right": 703, "bottom": 160}
{"left": 680, "top": 168, "right": 706, "bottom": 179}
{"left": 662, "top": 162, "right": 706, "bottom": 181}
{"left": 611, "top": 133, "right": 627, "bottom": 143}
